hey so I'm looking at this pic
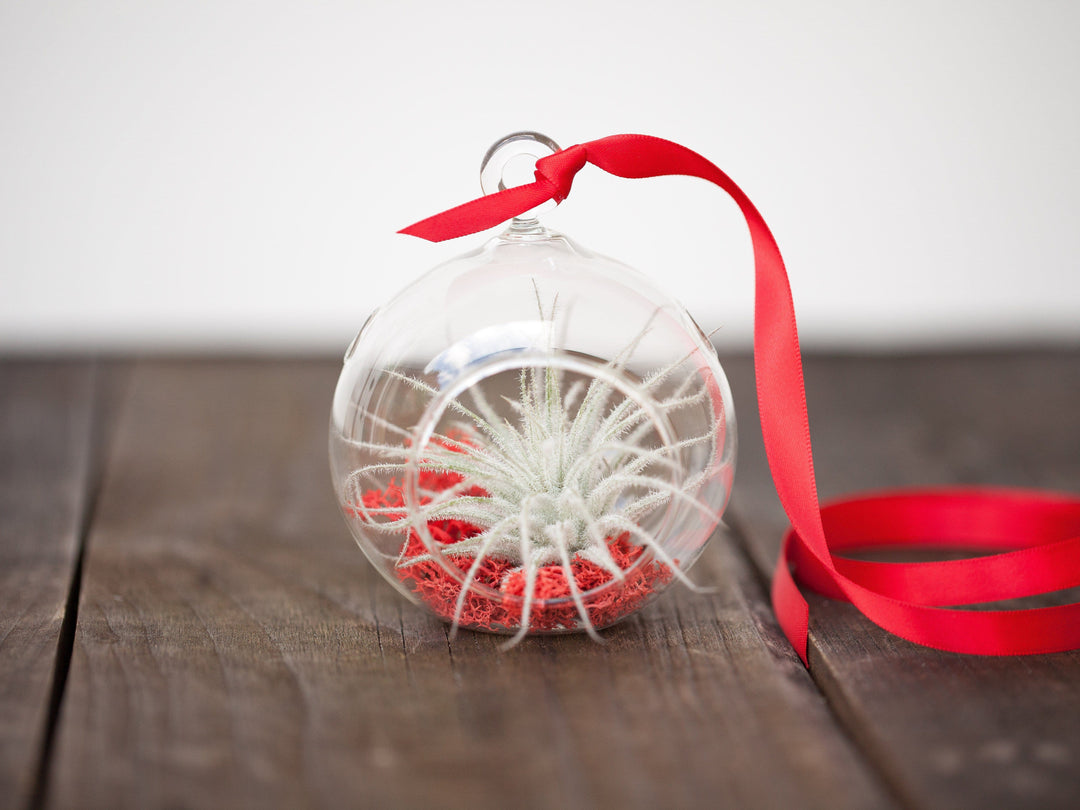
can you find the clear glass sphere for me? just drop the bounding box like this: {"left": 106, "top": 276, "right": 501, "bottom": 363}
{"left": 329, "top": 136, "right": 736, "bottom": 641}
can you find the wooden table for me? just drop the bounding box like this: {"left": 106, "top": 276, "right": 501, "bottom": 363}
{"left": 3, "top": 352, "right": 1079, "bottom": 809}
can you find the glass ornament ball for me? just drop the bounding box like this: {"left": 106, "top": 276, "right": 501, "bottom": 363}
{"left": 328, "top": 133, "right": 736, "bottom": 641}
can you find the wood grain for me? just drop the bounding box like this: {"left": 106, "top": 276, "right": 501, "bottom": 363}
{"left": 724, "top": 351, "right": 1080, "bottom": 810}
{"left": 46, "top": 358, "right": 893, "bottom": 809}
{"left": 0, "top": 361, "right": 98, "bottom": 808}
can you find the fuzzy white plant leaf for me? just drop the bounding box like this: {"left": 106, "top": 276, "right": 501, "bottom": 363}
{"left": 344, "top": 330, "right": 726, "bottom": 641}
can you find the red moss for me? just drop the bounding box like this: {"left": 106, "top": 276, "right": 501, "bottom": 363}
{"left": 498, "top": 533, "right": 675, "bottom": 631}
{"left": 501, "top": 565, "right": 580, "bottom": 631}
{"left": 350, "top": 475, "right": 674, "bottom": 634}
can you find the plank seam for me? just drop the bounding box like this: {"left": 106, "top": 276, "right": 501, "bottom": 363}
{"left": 27, "top": 361, "right": 115, "bottom": 810}
{"left": 724, "top": 509, "right": 916, "bottom": 810}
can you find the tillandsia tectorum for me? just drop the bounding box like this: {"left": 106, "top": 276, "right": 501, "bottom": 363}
{"left": 341, "top": 313, "right": 725, "bottom": 644}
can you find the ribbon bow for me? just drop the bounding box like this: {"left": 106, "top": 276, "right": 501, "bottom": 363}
{"left": 401, "top": 133, "right": 1080, "bottom": 665}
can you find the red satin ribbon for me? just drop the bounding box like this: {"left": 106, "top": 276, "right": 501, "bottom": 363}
{"left": 400, "top": 133, "right": 1080, "bottom": 664}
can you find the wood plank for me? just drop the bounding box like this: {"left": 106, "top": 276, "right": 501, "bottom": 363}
{"left": 48, "top": 358, "right": 895, "bottom": 809}
{"left": 724, "top": 351, "right": 1080, "bottom": 810}
{"left": 0, "top": 361, "right": 98, "bottom": 808}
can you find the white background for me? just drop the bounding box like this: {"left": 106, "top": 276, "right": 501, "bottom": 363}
{"left": 2, "top": 1, "right": 1078, "bottom": 353}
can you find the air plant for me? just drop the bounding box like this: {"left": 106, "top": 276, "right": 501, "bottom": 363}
{"left": 341, "top": 309, "right": 724, "bottom": 645}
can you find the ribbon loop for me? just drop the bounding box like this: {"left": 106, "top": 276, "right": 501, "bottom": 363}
{"left": 399, "top": 133, "right": 1080, "bottom": 665}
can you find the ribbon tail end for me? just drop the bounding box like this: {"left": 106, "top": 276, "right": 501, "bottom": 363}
{"left": 772, "top": 554, "right": 811, "bottom": 667}
{"left": 398, "top": 223, "right": 444, "bottom": 242}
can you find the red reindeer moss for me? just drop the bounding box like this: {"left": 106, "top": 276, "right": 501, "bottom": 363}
{"left": 352, "top": 475, "right": 674, "bottom": 634}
